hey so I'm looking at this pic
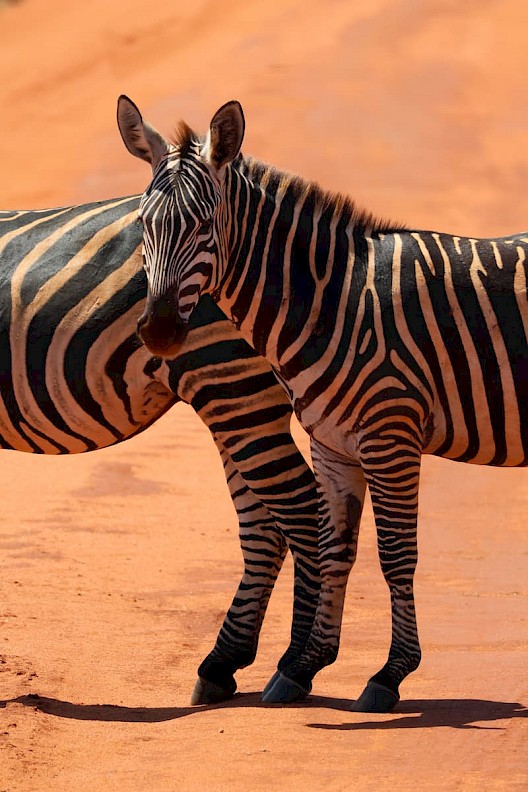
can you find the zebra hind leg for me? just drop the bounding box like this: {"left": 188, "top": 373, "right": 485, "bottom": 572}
{"left": 351, "top": 433, "right": 422, "bottom": 713}
{"left": 192, "top": 447, "right": 287, "bottom": 704}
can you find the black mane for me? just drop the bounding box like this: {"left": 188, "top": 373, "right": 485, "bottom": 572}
{"left": 237, "top": 155, "right": 406, "bottom": 234}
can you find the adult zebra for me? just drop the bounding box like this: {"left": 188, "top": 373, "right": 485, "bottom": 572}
{"left": 118, "top": 95, "right": 528, "bottom": 713}
{"left": 0, "top": 196, "right": 320, "bottom": 704}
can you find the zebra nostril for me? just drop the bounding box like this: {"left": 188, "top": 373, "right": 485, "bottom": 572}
{"left": 155, "top": 298, "right": 173, "bottom": 319}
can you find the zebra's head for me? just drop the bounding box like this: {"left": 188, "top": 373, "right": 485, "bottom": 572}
{"left": 117, "top": 95, "right": 245, "bottom": 357}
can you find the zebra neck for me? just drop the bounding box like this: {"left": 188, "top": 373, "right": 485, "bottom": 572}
{"left": 216, "top": 159, "right": 369, "bottom": 367}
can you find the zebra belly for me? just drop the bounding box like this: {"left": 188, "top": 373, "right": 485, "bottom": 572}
{"left": 424, "top": 402, "right": 528, "bottom": 468}
{"left": 420, "top": 334, "right": 528, "bottom": 466}
{"left": 290, "top": 368, "right": 528, "bottom": 468}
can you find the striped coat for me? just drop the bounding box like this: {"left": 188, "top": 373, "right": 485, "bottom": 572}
{"left": 117, "top": 96, "right": 528, "bottom": 712}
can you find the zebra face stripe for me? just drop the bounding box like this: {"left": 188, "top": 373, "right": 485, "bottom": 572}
{"left": 121, "top": 99, "right": 245, "bottom": 358}
{"left": 136, "top": 151, "right": 227, "bottom": 356}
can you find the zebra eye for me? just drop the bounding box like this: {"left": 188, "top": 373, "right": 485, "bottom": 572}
{"left": 199, "top": 218, "right": 213, "bottom": 234}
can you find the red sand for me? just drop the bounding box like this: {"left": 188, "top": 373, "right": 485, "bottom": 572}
{"left": 0, "top": 1, "right": 527, "bottom": 789}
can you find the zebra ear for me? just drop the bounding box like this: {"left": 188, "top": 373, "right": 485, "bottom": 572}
{"left": 204, "top": 101, "right": 245, "bottom": 171}
{"left": 117, "top": 95, "right": 168, "bottom": 171}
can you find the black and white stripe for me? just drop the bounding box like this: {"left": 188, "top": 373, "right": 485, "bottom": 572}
{"left": 120, "top": 97, "right": 528, "bottom": 712}
{"left": 0, "top": 194, "right": 319, "bottom": 703}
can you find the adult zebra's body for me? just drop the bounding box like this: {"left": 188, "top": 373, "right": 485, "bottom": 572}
{"left": 118, "top": 96, "right": 528, "bottom": 712}
{"left": 0, "top": 196, "right": 320, "bottom": 703}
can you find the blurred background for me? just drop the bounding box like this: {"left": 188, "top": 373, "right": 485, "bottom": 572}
{"left": 2, "top": 0, "right": 528, "bottom": 237}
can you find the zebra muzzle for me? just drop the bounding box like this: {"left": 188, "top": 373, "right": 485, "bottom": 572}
{"left": 137, "top": 296, "right": 189, "bottom": 358}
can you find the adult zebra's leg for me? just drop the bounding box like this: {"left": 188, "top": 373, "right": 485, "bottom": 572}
{"left": 262, "top": 439, "right": 366, "bottom": 703}
{"left": 351, "top": 430, "right": 423, "bottom": 713}
{"left": 256, "top": 466, "right": 321, "bottom": 674}
{"left": 193, "top": 442, "right": 289, "bottom": 703}
{"left": 206, "top": 412, "right": 321, "bottom": 689}
{"left": 238, "top": 438, "right": 321, "bottom": 688}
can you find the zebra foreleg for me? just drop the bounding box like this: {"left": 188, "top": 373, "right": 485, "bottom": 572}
{"left": 192, "top": 447, "right": 288, "bottom": 704}
{"left": 262, "top": 439, "right": 366, "bottom": 703}
{"left": 351, "top": 432, "right": 422, "bottom": 713}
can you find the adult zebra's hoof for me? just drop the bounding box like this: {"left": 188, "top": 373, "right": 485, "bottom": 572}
{"left": 190, "top": 675, "right": 237, "bottom": 705}
{"left": 260, "top": 671, "right": 311, "bottom": 704}
{"left": 350, "top": 681, "right": 399, "bottom": 713}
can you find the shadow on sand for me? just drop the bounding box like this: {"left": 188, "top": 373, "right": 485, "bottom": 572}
{"left": 2, "top": 692, "right": 526, "bottom": 730}
{"left": 307, "top": 697, "right": 528, "bottom": 731}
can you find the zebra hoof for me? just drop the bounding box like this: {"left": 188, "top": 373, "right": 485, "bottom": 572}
{"left": 261, "top": 670, "right": 281, "bottom": 699}
{"left": 260, "top": 671, "right": 311, "bottom": 704}
{"left": 190, "top": 675, "right": 237, "bottom": 705}
{"left": 350, "top": 681, "right": 399, "bottom": 713}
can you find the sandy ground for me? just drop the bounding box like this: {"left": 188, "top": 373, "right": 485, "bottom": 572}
{"left": 0, "top": 1, "right": 527, "bottom": 790}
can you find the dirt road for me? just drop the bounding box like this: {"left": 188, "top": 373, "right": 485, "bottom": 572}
{"left": 1, "top": 1, "right": 527, "bottom": 790}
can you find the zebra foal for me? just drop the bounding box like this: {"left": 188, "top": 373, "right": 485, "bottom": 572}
{"left": 0, "top": 196, "right": 320, "bottom": 703}
{"left": 118, "top": 95, "right": 528, "bottom": 712}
